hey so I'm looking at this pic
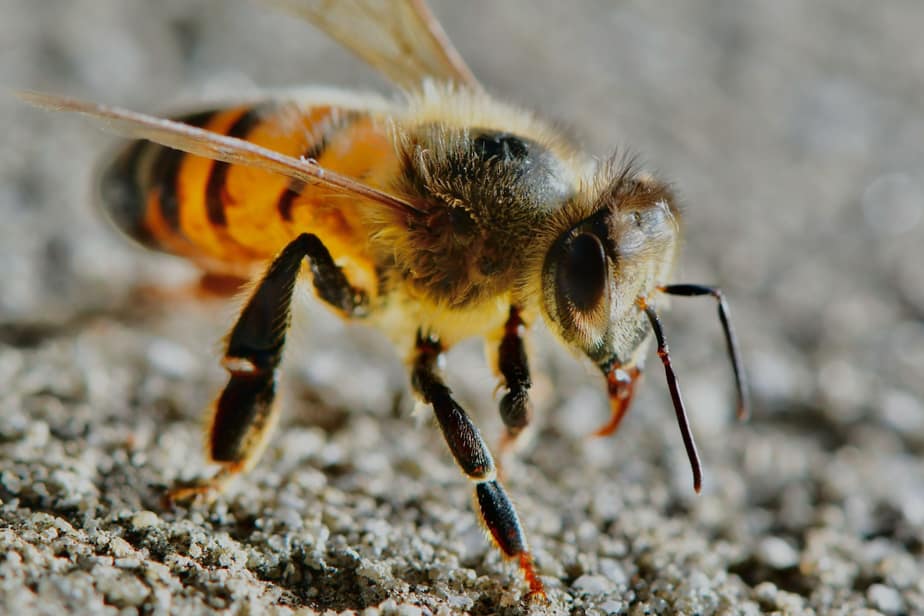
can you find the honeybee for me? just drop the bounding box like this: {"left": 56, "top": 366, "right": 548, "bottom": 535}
{"left": 21, "top": 0, "right": 749, "bottom": 600}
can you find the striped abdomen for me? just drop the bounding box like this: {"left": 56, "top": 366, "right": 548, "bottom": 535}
{"left": 100, "top": 102, "right": 398, "bottom": 279}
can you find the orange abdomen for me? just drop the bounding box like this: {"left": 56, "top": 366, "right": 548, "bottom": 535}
{"left": 100, "top": 102, "right": 397, "bottom": 282}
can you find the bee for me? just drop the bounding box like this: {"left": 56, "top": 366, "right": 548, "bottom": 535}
{"left": 21, "top": 0, "right": 749, "bottom": 600}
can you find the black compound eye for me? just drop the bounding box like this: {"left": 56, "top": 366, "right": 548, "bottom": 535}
{"left": 472, "top": 131, "right": 529, "bottom": 162}
{"left": 557, "top": 231, "right": 608, "bottom": 313}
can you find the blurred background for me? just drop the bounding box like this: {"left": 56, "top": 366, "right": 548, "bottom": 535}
{"left": 1, "top": 1, "right": 922, "bottom": 613}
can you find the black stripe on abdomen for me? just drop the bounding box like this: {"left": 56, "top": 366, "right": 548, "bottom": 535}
{"left": 151, "top": 110, "right": 217, "bottom": 232}
{"left": 99, "top": 139, "right": 156, "bottom": 247}
{"left": 276, "top": 110, "right": 360, "bottom": 222}
{"left": 204, "top": 108, "right": 266, "bottom": 226}
{"left": 99, "top": 109, "right": 216, "bottom": 246}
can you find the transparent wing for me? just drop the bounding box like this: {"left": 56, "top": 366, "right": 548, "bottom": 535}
{"left": 267, "top": 0, "right": 479, "bottom": 89}
{"left": 18, "top": 91, "right": 423, "bottom": 218}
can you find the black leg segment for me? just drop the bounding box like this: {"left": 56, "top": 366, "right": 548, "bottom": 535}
{"left": 497, "top": 307, "right": 533, "bottom": 439}
{"left": 412, "top": 333, "right": 494, "bottom": 479}
{"left": 225, "top": 233, "right": 367, "bottom": 371}
{"left": 476, "top": 480, "right": 527, "bottom": 557}
{"left": 411, "top": 332, "right": 546, "bottom": 599}
{"left": 158, "top": 236, "right": 366, "bottom": 496}
{"left": 209, "top": 369, "right": 277, "bottom": 463}
{"left": 211, "top": 233, "right": 367, "bottom": 467}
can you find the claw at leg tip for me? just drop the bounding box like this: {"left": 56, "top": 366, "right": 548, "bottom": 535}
{"left": 518, "top": 552, "right": 547, "bottom": 602}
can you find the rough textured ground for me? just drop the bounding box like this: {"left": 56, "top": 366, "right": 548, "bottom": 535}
{"left": 2, "top": 1, "right": 923, "bottom": 614}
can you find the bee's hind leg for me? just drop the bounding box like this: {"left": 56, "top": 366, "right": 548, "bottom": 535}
{"left": 166, "top": 233, "right": 368, "bottom": 504}
{"left": 412, "top": 331, "right": 546, "bottom": 600}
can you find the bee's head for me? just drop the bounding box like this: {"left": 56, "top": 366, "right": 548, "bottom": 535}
{"left": 538, "top": 163, "right": 750, "bottom": 495}
{"left": 540, "top": 163, "right": 681, "bottom": 369}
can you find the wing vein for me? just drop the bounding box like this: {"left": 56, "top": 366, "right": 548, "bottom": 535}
{"left": 18, "top": 91, "right": 423, "bottom": 218}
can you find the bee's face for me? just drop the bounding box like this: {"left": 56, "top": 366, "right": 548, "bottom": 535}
{"left": 541, "top": 171, "right": 680, "bottom": 368}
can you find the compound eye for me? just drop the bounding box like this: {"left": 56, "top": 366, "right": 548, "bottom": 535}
{"left": 557, "top": 231, "right": 608, "bottom": 314}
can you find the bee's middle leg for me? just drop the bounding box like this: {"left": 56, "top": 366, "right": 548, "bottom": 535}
{"left": 167, "top": 232, "right": 367, "bottom": 503}
{"left": 412, "top": 331, "right": 545, "bottom": 600}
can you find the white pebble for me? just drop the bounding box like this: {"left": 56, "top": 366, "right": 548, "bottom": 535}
{"left": 572, "top": 574, "right": 610, "bottom": 595}
{"left": 599, "top": 599, "right": 625, "bottom": 614}
{"left": 757, "top": 536, "right": 799, "bottom": 569}
{"left": 146, "top": 338, "right": 199, "bottom": 378}
{"left": 131, "top": 510, "right": 160, "bottom": 530}
{"left": 867, "top": 584, "right": 903, "bottom": 615}
{"left": 108, "top": 536, "right": 134, "bottom": 559}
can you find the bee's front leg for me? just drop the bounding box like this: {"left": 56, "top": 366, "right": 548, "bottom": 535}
{"left": 411, "top": 331, "right": 546, "bottom": 600}
{"left": 167, "top": 233, "right": 367, "bottom": 503}
{"left": 496, "top": 306, "right": 533, "bottom": 453}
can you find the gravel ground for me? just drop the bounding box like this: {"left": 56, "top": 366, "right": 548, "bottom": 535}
{"left": 2, "top": 1, "right": 924, "bottom": 614}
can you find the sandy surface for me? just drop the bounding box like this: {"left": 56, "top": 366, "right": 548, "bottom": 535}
{"left": 2, "top": 1, "right": 923, "bottom": 614}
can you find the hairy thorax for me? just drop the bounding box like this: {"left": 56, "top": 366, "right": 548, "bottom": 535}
{"left": 388, "top": 123, "right": 579, "bottom": 309}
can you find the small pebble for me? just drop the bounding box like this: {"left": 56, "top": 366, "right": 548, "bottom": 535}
{"left": 572, "top": 574, "right": 611, "bottom": 595}
{"left": 131, "top": 511, "right": 160, "bottom": 530}
{"left": 108, "top": 536, "right": 134, "bottom": 559}
{"left": 867, "top": 584, "right": 903, "bottom": 615}
{"left": 757, "top": 537, "right": 799, "bottom": 569}
{"left": 754, "top": 581, "right": 778, "bottom": 604}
